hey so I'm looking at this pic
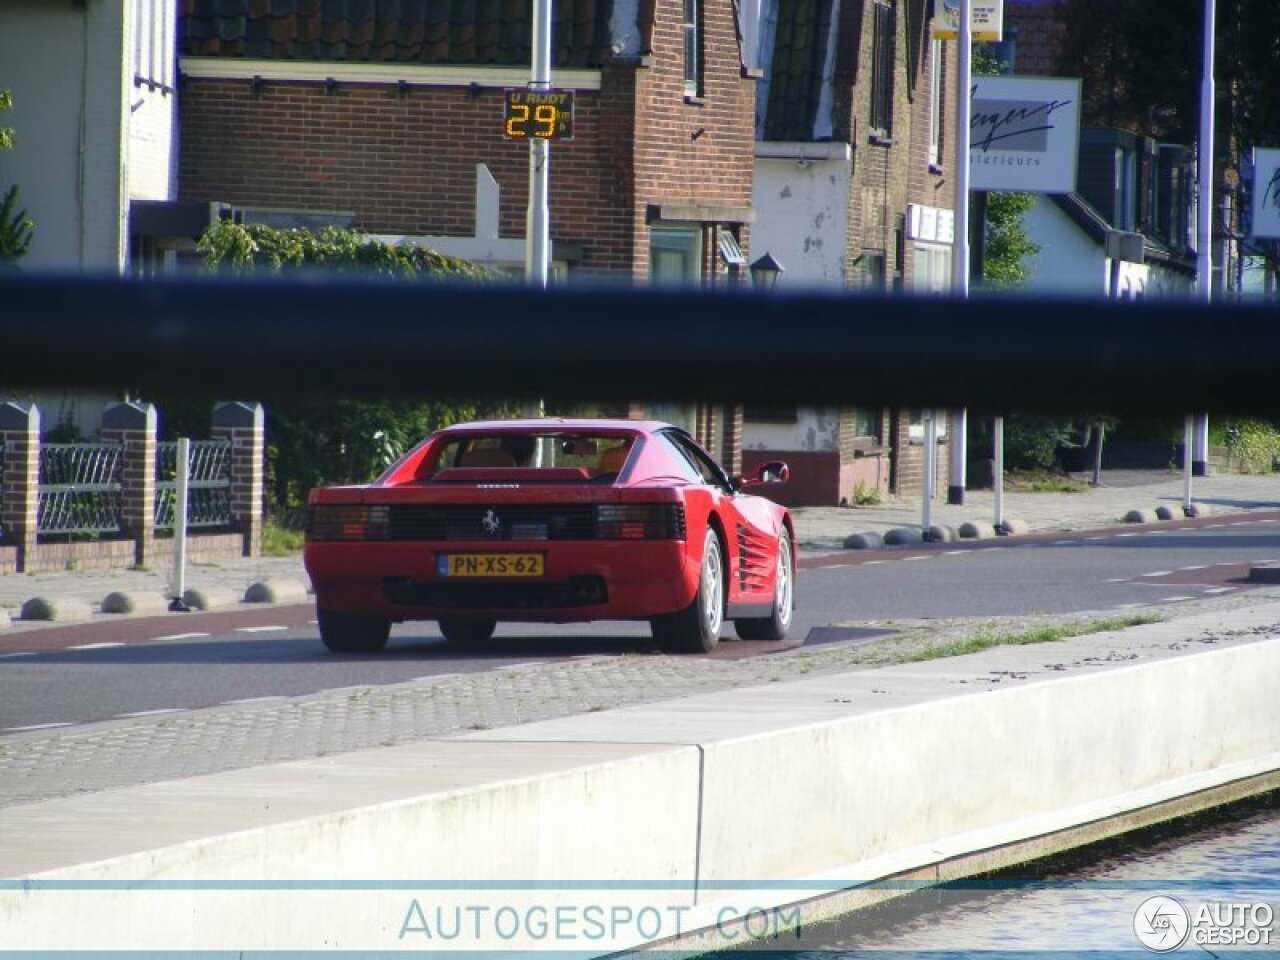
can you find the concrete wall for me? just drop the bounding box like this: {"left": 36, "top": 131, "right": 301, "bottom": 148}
{"left": 0, "top": 1, "right": 90, "bottom": 271}
{"left": 2, "top": 622, "right": 1276, "bottom": 953}
{"left": 753, "top": 146, "right": 851, "bottom": 287}
{"left": 0, "top": 0, "right": 164, "bottom": 273}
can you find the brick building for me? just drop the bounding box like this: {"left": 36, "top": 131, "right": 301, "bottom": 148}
{"left": 743, "top": 0, "right": 957, "bottom": 503}
{"left": 174, "top": 0, "right": 757, "bottom": 467}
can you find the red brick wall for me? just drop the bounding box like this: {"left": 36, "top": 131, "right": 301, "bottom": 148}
{"left": 628, "top": 0, "right": 756, "bottom": 281}
{"left": 179, "top": 2, "right": 754, "bottom": 283}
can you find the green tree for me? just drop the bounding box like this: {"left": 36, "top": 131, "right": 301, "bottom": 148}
{"left": 971, "top": 46, "right": 1041, "bottom": 290}
{"left": 1054, "top": 0, "right": 1280, "bottom": 288}
{"left": 0, "top": 89, "right": 34, "bottom": 265}
{"left": 156, "top": 222, "right": 517, "bottom": 516}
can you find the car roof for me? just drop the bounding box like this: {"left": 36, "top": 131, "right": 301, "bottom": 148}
{"left": 437, "top": 418, "right": 671, "bottom": 436}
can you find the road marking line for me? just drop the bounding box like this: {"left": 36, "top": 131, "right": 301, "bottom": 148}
{"left": 1105, "top": 578, "right": 1129, "bottom": 583}
{"left": 904, "top": 555, "right": 933, "bottom": 561}
{"left": 1204, "top": 587, "right": 1237, "bottom": 595}
{"left": 224, "top": 696, "right": 287, "bottom": 705}
{"left": 116, "top": 709, "right": 184, "bottom": 718}
{"left": 862, "top": 560, "right": 887, "bottom": 565}
{"left": 1180, "top": 565, "right": 1208, "bottom": 571}
{"left": 3, "top": 722, "right": 74, "bottom": 732}
{"left": 1141, "top": 571, "right": 1174, "bottom": 578}
{"left": 1052, "top": 540, "right": 1075, "bottom": 546}
{"left": 235, "top": 625, "right": 289, "bottom": 634}
{"left": 942, "top": 550, "right": 967, "bottom": 556}
{"left": 67, "top": 642, "right": 125, "bottom": 651}
{"left": 1113, "top": 603, "right": 1145, "bottom": 610}
{"left": 151, "top": 632, "right": 211, "bottom": 642}
{"left": 1162, "top": 596, "right": 1195, "bottom": 602}
{"left": 1085, "top": 536, "right": 1108, "bottom": 541}
{"left": 0, "top": 652, "right": 35, "bottom": 659}
{"left": 1116, "top": 532, "right": 1139, "bottom": 538}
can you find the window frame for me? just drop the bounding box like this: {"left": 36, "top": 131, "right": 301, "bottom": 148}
{"left": 869, "top": 0, "right": 896, "bottom": 139}
{"left": 682, "top": 0, "right": 701, "bottom": 100}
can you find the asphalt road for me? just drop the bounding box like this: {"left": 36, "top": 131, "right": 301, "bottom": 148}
{"left": 3, "top": 516, "right": 1280, "bottom": 732}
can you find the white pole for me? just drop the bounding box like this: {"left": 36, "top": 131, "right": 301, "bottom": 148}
{"left": 993, "top": 415, "right": 1005, "bottom": 531}
{"left": 1183, "top": 415, "right": 1195, "bottom": 514}
{"left": 1192, "top": 0, "right": 1216, "bottom": 484}
{"left": 922, "top": 411, "right": 937, "bottom": 538}
{"left": 953, "top": 0, "right": 971, "bottom": 300}
{"left": 169, "top": 437, "right": 190, "bottom": 610}
{"left": 948, "top": 0, "right": 973, "bottom": 506}
{"left": 525, "top": 0, "right": 552, "bottom": 289}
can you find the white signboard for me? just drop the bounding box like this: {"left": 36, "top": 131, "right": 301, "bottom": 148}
{"left": 969, "top": 76, "right": 1081, "bottom": 193}
{"left": 934, "top": 0, "right": 1004, "bottom": 41}
{"left": 1251, "top": 148, "right": 1280, "bottom": 239}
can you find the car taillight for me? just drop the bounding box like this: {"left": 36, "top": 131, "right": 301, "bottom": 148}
{"left": 306, "top": 505, "right": 390, "bottom": 541}
{"left": 596, "top": 504, "right": 685, "bottom": 540}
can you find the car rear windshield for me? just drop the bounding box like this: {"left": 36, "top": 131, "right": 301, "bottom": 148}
{"left": 425, "top": 433, "right": 634, "bottom": 483}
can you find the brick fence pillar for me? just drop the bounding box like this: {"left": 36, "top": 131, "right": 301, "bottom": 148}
{"left": 102, "top": 401, "right": 157, "bottom": 568}
{"left": 212, "top": 401, "right": 264, "bottom": 558}
{"left": 0, "top": 402, "right": 41, "bottom": 572}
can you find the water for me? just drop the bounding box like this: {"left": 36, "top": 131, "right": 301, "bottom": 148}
{"left": 755, "top": 798, "right": 1279, "bottom": 956}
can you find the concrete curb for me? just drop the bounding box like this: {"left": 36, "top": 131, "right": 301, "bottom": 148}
{"left": 181, "top": 587, "right": 240, "bottom": 611}
{"left": 18, "top": 596, "right": 95, "bottom": 622}
{"left": 1123, "top": 508, "right": 1161, "bottom": 524}
{"left": 100, "top": 591, "right": 172, "bottom": 616}
{"left": 883, "top": 527, "right": 923, "bottom": 546}
{"left": 244, "top": 579, "right": 311, "bottom": 604}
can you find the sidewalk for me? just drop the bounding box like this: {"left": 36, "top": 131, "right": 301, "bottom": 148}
{"left": 1, "top": 470, "right": 1277, "bottom": 628}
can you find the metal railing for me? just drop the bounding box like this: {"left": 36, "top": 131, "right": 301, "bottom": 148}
{"left": 154, "top": 439, "right": 233, "bottom": 530}
{"left": 37, "top": 442, "right": 123, "bottom": 536}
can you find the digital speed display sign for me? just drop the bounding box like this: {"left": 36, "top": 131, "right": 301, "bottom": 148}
{"left": 503, "top": 88, "right": 575, "bottom": 141}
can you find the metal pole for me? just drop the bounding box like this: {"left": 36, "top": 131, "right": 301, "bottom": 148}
{"left": 922, "top": 410, "right": 937, "bottom": 537}
{"left": 993, "top": 415, "right": 1005, "bottom": 531}
{"left": 1192, "top": 0, "right": 1216, "bottom": 483}
{"left": 169, "top": 436, "right": 190, "bottom": 611}
{"left": 954, "top": 0, "right": 971, "bottom": 300}
{"left": 525, "top": 0, "right": 552, "bottom": 289}
{"left": 1183, "top": 415, "right": 1195, "bottom": 514}
{"left": 948, "top": 0, "right": 973, "bottom": 506}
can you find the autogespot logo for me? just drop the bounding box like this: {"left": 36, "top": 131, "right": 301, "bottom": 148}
{"left": 1135, "top": 896, "right": 1191, "bottom": 952}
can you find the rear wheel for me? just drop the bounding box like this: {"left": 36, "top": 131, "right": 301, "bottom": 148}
{"left": 735, "top": 529, "right": 795, "bottom": 643}
{"left": 438, "top": 617, "right": 497, "bottom": 646}
{"left": 318, "top": 606, "right": 391, "bottom": 654}
{"left": 652, "top": 528, "right": 724, "bottom": 654}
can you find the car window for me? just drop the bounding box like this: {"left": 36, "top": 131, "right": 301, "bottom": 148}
{"left": 659, "top": 431, "right": 732, "bottom": 491}
{"left": 425, "top": 433, "right": 633, "bottom": 481}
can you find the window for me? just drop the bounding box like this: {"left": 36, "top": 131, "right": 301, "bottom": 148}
{"left": 650, "top": 225, "right": 702, "bottom": 285}
{"left": 869, "top": 0, "right": 895, "bottom": 137}
{"left": 859, "top": 251, "right": 887, "bottom": 291}
{"left": 683, "top": 0, "right": 701, "bottom": 98}
{"left": 928, "top": 38, "right": 944, "bottom": 170}
{"left": 912, "top": 243, "right": 952, "bottom": 294}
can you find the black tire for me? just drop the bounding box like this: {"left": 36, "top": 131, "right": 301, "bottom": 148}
{"left": 318, "top": 606, "right": 391, "bottom": 654}
{"left": 651, "top": 528, "right": 724, "bottom": 654}
{"left": 438, "top": 617, "right": 498, "bottom": 646}
{"left": 735, "top": 529, "right": 795, "bottom": 643}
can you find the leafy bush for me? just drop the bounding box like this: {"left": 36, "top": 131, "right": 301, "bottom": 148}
{"left": 1222, "top": 419, "right": 1280, "bottom": 474}
{"left": 163, "top": 223, "right": 519, "bottom": 512}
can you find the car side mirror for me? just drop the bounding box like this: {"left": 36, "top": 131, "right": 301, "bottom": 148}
{"left": 736, "top": 460, "right": 789, "bottom": 489}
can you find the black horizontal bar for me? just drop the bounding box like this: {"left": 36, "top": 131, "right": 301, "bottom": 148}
{"left": 3, "top": 271, "right": 1278, "bottom": 416}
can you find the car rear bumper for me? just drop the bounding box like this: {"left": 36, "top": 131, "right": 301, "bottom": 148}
{"left": 304, "top": 540, "right": 697, "bottom": 622}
